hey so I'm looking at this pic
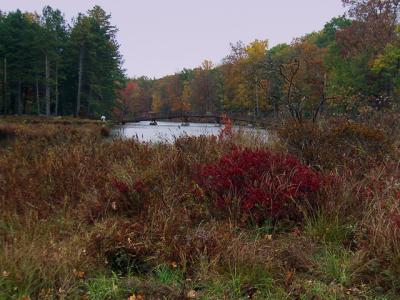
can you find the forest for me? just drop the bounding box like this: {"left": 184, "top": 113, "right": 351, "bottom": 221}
{"left": 116, "top": 0, "right": 400, "bottom": 122}
{"left": 0, "top": 5, "right": 124, "bottom": 117}
{"left": 1, "top": 1, "right": 399, "bottom": 121}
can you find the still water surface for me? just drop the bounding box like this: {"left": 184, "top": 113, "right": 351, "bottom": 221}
{"left": 113, "top": 121, "right": 267, "bottom": 142}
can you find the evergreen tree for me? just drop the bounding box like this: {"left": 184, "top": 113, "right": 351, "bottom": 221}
{"left": 0, "top": 5, "right": 124, "bottom": 117}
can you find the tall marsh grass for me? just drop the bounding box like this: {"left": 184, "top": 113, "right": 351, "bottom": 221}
{"left": 0, "top": 116, "right": 399, "bottom": 299}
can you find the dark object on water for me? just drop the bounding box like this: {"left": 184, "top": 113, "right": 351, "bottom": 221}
{"left": 149, "top": 121, "right": 158, "bottom": 126}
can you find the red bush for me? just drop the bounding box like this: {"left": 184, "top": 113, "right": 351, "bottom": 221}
{"left": 133, "top": 179, "right": 145, "bottom": 193}
{"left": 111, "top": 179, "right": 129, "bottom": 194}
{"left": 197, "top": 148, "right": 322, "bottom": 223}
{"left": 111, "top": 178, "right": 148, "bottom": 214}
{"left": 111, "top": 178, "right": 146, "bottom": 195}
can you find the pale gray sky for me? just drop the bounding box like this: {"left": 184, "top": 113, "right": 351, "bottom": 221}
{"left": 0, "top": 0, "right": 346, "bottom": 78}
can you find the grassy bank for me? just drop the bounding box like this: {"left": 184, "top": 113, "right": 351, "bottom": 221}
{"left": 0, "top": 116, "right": 399, "bottom": 299}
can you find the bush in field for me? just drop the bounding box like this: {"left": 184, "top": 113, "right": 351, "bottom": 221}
{"left": 100, "top": 126, "right": 111, "bottom": 137}
{"left": 174, "top": 135, "right": 221, "bottom": 164}
{"left": 277, "top": 121, "right": 320, "bottom": 165}
{"left": 0, "top": 124, "right": 18, "bottom": 140}
{"left": 197, "top": 148, "right": 322, "bottom": 224}
{"left": 110, "top": 178, "right": 147, "bottom": 216}
{"left": 278, "top": 119, "right": 394, "bottom": 171}
{"left": 353, "top": 164, "right": 400, "bottom": 288}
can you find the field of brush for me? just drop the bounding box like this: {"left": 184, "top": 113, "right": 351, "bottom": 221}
{"left": 0, "top": 115, "right": 399, "bottom": 299}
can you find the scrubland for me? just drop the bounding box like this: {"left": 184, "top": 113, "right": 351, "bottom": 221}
{"left": 0, "top": 115, "right": 399, "bottom": 299}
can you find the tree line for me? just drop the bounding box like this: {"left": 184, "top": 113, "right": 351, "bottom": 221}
{"left": 0, "top": 5, "right": 124, "bottom": 117}
{"left": 115, "top": 0, "right": 399, "bottom": 122}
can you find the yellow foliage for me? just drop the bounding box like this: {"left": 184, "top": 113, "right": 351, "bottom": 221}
{"left": 182, "top": 81, "right": 191, "bottom": 112}
{"left": 151, "top": 93, "right": 162, "bottom": 113}
{"left": 372, "top": 43, "right": 400, "bottom": 74}
{"left": 245, "top": 39, "right": 268, "bottom": 62}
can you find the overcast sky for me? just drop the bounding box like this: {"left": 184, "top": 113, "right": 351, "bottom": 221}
{"left": 0, "top": 0, "right": 346, "bottom": 78}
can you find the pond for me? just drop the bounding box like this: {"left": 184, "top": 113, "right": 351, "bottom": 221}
{"left": 112, "top": 121, "right": 267, "bottom": 142}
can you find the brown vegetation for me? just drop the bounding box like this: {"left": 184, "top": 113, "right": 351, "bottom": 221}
{"left": 0, "top": 116, "right": 399, "bottom": 299}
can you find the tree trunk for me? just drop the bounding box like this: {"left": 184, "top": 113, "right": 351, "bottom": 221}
{"left": 55, "top": 63, "right": 59, "bottom": 116}
{"left": 45, "top": 54, "right": 51, "bottom": 116}
{"left": 271, "top": 96, "right": 279, "bottom": 119}
{"left": 87, "top": 84, "right": 92, "bottom": 116}
{"left": 2, "top": 57, "right": 6, "bottom": 114}
{"left": 17, "top": 80, "right": 22, "bottom": 115}
{"left": 255, "top": 77, "right": 259, "bottom": 119}
{"left": 36, "top": 76, "right": 40, "bottom": 115}
{"left": 76, "top": 46, "right": 84, "bottom": 116}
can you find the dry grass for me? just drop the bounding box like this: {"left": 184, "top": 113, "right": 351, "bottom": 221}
{"left": 0, "top": 116, "right": 399, "bottom": 299}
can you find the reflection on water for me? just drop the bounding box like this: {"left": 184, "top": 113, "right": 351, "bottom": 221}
{"left": 112, "top": 121, "right": 223, "bottom": 142}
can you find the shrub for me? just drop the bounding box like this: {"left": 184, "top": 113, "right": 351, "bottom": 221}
{"left": 196, "top": 148, "right": 322, "bottom": 224}
{"left": 352, "top": 164, "right": 400, "bottom": 290}
{"left": 278, "top": 119, "right": 394, "bottom": 172}
{"left": 100, "top": 126, "right": 111, "bottom": 137}
{"left": 277, "top": 121, "right": 320, "bottom": 165}
{"left": 110, "top": 177, "right": 148, "bottom": 216}
{"left": 326, "top": 120, "right": 393, "bottom": 166}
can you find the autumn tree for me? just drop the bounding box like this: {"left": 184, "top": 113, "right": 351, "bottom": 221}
{"left": 128, "top": 76, "right": 153, "bottom": 114}
{"left": 339, "top": 0, "right": 399, "bottom": 56}
{"left": 244, "top": 39, "right": 269, "bottom": 117}
{"left": 191, "top": 60, "right": 216, "bottom": 114}
{"left": 263, "top": 43, "right": 291, "bottom": 117}
{"left": 151, "top": 92, "right": 162, "bottom": 113}
{"left": 279, "top": 41, "right": 328, "bottom": 122}
{"left": 222, "top": 40, "right": 269, "bottom": 116}
{"left": 370, "top": 29, "right": 400, "bottom": 103}
{"left": 165, "top": 74, "right": 183, "bottom": 113}
{"left": 331, "top": 0, "right": 400, "bottom": 102}
{"left": 181, "top": 81, "right": 191, "bottom": 113}
{"left": 114, "top": 81, "right": 138, "bottom": 120}
{"left": 222, "top": 41, "right": 250, "bottom": 112}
